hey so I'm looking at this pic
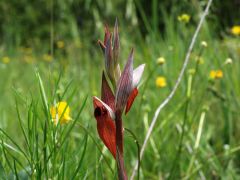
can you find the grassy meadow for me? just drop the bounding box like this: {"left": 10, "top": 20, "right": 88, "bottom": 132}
{"left": 0, "top": 0, "right": 240, "bottom": 179}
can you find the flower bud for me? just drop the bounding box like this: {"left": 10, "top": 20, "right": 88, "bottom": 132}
{"left": 157, "top": 57, "right": 165, "bottom": 65}
{"left": 201, "top": 41, "right": 208, "bottom": 48}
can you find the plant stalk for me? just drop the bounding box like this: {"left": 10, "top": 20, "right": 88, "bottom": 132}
{"left": 115, "top": 110, "right": 127, "bottom": 180}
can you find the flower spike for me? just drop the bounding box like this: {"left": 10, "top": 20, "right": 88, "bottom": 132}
{"left": 93, "top": 20, "right": 145, "bottom": 180}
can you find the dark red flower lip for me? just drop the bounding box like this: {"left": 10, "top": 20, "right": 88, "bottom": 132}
{"left": 93, "top": 96, "right": 115, "bottom": 120}
{"left": 93, "top": 96, "right": 117, "bottom": 158}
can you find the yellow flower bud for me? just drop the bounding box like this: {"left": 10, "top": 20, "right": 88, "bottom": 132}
{"left": 224, "top": 58, "right": 233, "bottom": 65}
{"left": 157, "top": 57, "right": 165, "bottom": 65}
{"left": 178, "top": 14, "right": 191, "bottom": 23}
{"left": 201, "top": 41, "right": 208, "bottom": 48}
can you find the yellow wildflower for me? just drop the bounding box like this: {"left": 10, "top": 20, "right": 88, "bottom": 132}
{"left": 215, "top": 70, "right": 223, "bottom": 78}
{"left": 157, "top": 57, "right": 165, "bottom": 65}
{"left": 209, "top": 70, "right": 223, "bottom": 79}
{"left": 50, "top": 101, "right": 72, "bottom": 125}
{"left": 231, "top": 25, "right": 240, "bottom": 36}
{"left": 209, "top": 70, "right": 216, "bottom": 79}
{"left": 43, "top": 54, "right": 53, "bottom": 62}
{"left": 155, "top": 76, "right": 167, "bottom": 88}
{"left": 2, "top": 56, "right": 10, "bottom": 64}
{"left": 178, "top": 14, "right": 191, "bottom": 23}
{"left": 57, "top": 40, "right": 65, "bottom": 49}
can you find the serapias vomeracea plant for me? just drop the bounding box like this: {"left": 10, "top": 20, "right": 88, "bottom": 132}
{"left": 93, "top": 19, "right": 145, "bottom": 180}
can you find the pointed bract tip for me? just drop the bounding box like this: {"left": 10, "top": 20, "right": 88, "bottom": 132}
{"left": 114, "top": 18, "right": 118, "bottom": 30}
{"left": 126, "top": 48, "right": 134, "bottom": 66}
{"left": 130, "top": 48, "right": 134, "bottom": 55}
{"left": 104, "top": 25, "right": 111, "bottom": 45}
{"left": 128, "top": 48, "right": 134, "bottom": 66}
{"left": 113, "top": 18, "right": 120, "bottom": 64}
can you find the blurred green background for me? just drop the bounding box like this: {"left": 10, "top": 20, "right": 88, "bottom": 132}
{"left": 0, "top": 0, "right": 239, "bottom": 47}
{"left": 0, "top": 0, "right": 240, "bottom": 179}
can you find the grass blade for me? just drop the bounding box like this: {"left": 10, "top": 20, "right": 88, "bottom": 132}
{"left": 15, "top": 99, "right": 30, "bottom": 154}
{"left": 0, "top": 161, "right": 7, "bottom": 180}
{"left": 36, "top": 72, "right": 49, "bottom": 116}
{"left": 71, "top": 132, "right": 88, "bottom": 179}
{"left": 13, "top": 160, "right": 19, "bottom": 180}
{"left": 0, "top": 129, "right": 30, "bottom": 164}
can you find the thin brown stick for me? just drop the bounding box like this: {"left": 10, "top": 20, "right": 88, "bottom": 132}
{"left": 130, "top": 0, "right": 213, "bottom": 179}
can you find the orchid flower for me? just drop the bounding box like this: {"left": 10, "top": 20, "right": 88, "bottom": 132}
{"left": 93, "top": 19, "right": 145, "bottom": 179}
